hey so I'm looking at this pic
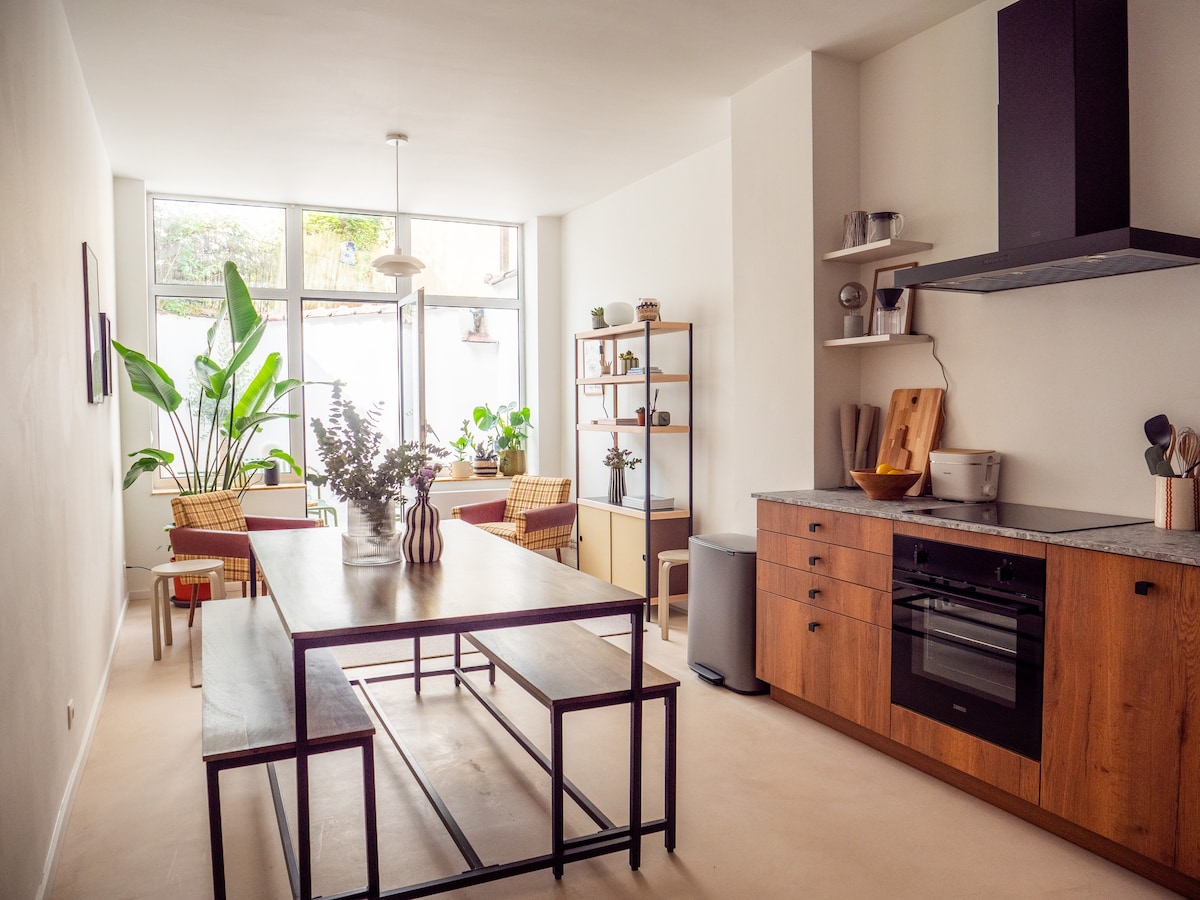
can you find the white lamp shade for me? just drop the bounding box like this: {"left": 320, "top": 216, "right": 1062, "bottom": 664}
{"left": 371, "top": 251, "right": 425, "bottom": 277}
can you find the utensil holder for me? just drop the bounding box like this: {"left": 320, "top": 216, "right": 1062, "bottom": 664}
{"left": 1154, "top": 475, "right": 1199, "bottom": 530}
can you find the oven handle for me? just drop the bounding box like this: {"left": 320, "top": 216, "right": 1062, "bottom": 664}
{"left": 892, "top": 579, "right": 1043, "bottom": 617}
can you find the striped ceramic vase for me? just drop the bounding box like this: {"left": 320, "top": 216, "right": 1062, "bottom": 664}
{"left": 402, "top": 497, "right": 444, "bottom": 563}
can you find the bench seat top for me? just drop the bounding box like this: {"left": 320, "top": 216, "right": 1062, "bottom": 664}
{"left": 202, "top": 597, "right": 374, "bottom": 763}
{"left": 464, "top": 621, "right": 679, "bottom": 709}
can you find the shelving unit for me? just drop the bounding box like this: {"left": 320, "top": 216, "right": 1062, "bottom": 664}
{"left": 822, "top": 237, "right": 933, "bottom": 263}
{"left": 822, "top": 333, "right": 932, "bottom": 348}
{"left": 573, "top": 321, "right": 693, "bottom": 616}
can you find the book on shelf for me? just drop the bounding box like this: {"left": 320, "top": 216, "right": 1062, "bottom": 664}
{"left": 626, "top": 366, "right": 662, "bottom": 375}
{"left": 621, "top": 494, "right": 674, "bottom": 511}
{"left": 591, "top": 417, "right": 639, "bottom": 425}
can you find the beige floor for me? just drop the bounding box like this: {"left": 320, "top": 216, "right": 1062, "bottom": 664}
{"left": 49, "top": 585, "right": 1177, "bottom": 900}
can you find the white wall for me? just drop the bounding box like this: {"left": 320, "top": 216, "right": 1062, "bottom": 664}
{"left": 0, "top": 1, "right": 125, "bottom": 896}
{"left": 561, "top": 141, "right": 736, "bottom": 534}
{"left": 853, "top": 0, "right": 1200, "bottom": 517}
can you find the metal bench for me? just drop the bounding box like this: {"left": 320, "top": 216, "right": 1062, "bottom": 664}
{"left": 201, "top": 596, "right": 378, "bottom": 900}
{"left": 458, "top": 621, "right": 679, "bottom": 878}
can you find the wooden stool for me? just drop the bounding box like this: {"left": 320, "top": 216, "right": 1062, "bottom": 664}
{"left": 150, "top": 559, "right": 225, "bottom": 660}
{"left": 657, "top": 549, "right": 689, "bottom": 640}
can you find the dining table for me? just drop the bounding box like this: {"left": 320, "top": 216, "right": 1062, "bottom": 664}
{"left": 249, "top": 520, "right": 648, "bottom": 900}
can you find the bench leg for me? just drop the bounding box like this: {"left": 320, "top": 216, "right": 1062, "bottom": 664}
{"left": 551, "top": 707, "right": 565, "bottom": 879}
{"left": 665, "top": 691, "right": 677, "bottom": 852}
{"left": 413, "top": 636, "right": 422, "bottom": 695}
{"left": 362, "top": 738, "right": 379, "bottom": 899}
{"left": 206, "top": 764, "right": 227, "bottom": 900}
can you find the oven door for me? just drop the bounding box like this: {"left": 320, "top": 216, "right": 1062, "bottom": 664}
{"left": 891, "top": 579, "right": 1043, "bottom": 760}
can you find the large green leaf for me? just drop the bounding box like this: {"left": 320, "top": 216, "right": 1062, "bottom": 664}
{"left": 112, "top": 341, "right": 182, "bottom": 412}
{"left": 225, "top": 319, "right": 266, "bottom": 376}
{"left": 193, "top": 355, "right": 227, "bottom": 400}
{"left": 230, "top": 352, "right": 282, "bottom": 427}
{"left": 122, "top": 455, "right": 166, "bottom": 490}
{"left": 273, "top": 378, "right": 303, "bottom": 400}
{"left": 128, "top": 446, "right": 174, "bottom": 464}
{"left": 223, "top": 261, "right": 260, "bottom": 343}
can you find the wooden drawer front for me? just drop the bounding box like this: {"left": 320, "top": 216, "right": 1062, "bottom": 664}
{"left": 757, "top": 560, "right": 889, "bottom": 627}
{"left": 756, "top": 528, "right": 788, "bottom": 566}
{"left": 756, "top": 589, "right": 889, "bottom": 734}
{"left": 783, "top": 536, "right": 891, "bottom": 591}
{"left": 891, "top": 705, "right": 1040, "bottom": 804}
{"left": 758, "top": 500, "right": 891, "bottom": 554}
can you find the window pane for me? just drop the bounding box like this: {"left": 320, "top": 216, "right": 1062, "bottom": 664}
{"left": 302, "top": 210, "right": 397, "bottom": 293}
{"left": 302, "top": 301, "right": 400, "bottom": 519}
{"left": 423, "top": 305, "right": 520, "bottom": 447}
{"left": 154, "top": 297, "right": 290, "bottom": 478}
{"left": 410, "top": 219, "right": 519, "bottom": 300}
{"left": 153, "top": 199, "right": 286, "bottom": 288}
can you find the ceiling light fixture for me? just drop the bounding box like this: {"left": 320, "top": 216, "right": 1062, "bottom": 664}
{"left": 371, "top": 133, "right": 425, "bottom": 278}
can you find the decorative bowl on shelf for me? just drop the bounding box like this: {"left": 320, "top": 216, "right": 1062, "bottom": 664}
{"left": 603, "top": 302, "right": 635, "bottom": 326}
{"left": 850, "top": 468, "right": 921, "bottom": 500}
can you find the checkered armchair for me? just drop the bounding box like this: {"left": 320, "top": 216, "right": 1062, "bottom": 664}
{"left": 451, "top": 475, "right": 575, "bottom": 561}
{"left": 170, "top": 490, "right": 318, "bottom": 591}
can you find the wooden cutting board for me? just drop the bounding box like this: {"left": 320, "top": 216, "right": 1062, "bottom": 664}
{"left": 878, "top": 388, "right": 945, "bottom": 496}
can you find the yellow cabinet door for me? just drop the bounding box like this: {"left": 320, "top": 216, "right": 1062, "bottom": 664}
{"left": 576, "top": 504, "right": 611, "bottom": 582}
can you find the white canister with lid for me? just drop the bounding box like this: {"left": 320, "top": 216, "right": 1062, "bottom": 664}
{"left": 928, "top": 449, "right": 1002, "bottom": 502}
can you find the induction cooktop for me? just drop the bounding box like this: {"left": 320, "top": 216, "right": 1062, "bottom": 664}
{"left": 907, "top": 502, "right": 1151, "bottom": 534}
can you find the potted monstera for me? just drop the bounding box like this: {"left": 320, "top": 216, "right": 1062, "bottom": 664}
{"left": 473, "top": 402, "right": 532, "bottom": 476}
{"left": 114, "top": 260, "right": 302, "bottom": 494}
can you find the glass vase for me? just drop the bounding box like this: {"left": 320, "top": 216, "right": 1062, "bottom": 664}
{"left": 402, "top": 496, "right": 444, "bottom": 563}
{"left": 342, "top": 500, "right": 402, "bottom": 566}
{"left": 608, "top": 467, "right": 626, "bottom": 505}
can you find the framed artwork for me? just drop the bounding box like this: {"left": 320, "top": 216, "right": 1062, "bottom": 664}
{"left": 99, "top": 313, "right": 113, "bottom": 396}
{"left": 582, "top": 340, "right": 605, "bottom": 396}
{"left": 83, "top": 242, "right": 104, "bottom": 404}
{"left": 869, "top": 261, "right": 918, "bottom": 335}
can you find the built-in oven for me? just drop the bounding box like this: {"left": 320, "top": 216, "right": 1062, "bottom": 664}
{"left": 891, "top": 534, "right": 1045, "bottom": 760}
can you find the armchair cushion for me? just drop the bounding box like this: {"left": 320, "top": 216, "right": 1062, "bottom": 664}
{"left": 456, "top": 476, "right": 575, "bottom": 555}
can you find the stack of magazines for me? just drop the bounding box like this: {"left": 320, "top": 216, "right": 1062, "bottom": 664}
{"left": 621, "top": 494, "right": 674, "bottom": 511}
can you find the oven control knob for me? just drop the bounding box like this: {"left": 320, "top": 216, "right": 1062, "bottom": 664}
{"left": 994, "top": 562, "right": 1014, "bottom": 583}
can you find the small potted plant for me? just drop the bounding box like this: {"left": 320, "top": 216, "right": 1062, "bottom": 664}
{"left": 474, "top": 402, "right": 532, "bottom": 476}
{"left": 636, "top": 407, "right": 647, "bottom": 426}
{"left": 590, "top": 306, "right": 607, "bottom": 329}
{"left": 619, "top": 350, "right": 635, "bottom": 375}
{"left": 472, "top": 439, "right": 499, "bottom": 478}
{"left": 447, "top": 419, "right": 475, "bottom": 479}
{"left": 603, "top": 442, "right": 642, "bottom": 505}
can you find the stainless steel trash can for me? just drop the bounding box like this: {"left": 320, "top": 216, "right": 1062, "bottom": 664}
{"left": 686, "top": 533, "right": 767, "bottom": 694}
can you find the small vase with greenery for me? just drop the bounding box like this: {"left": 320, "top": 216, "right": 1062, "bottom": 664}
{"left": 447, "top": 419, "right": 475, "bottom": 478}
{"left": 308, "top": 383, "right": 446, "bottom": 563}
{"left": 113, "top": 261, "right": 303, "bottom": 495}
{"left": 474, "top": 402, "right": 532, "bottom": 476}
{"left": 472, "top": 438, "right": 498, "bottom": 478}
{"left": 603, "top": 442, "right": 642, "bottom": 504}
{"left": 590, "top": 306, "right": 606, "bottom": 328}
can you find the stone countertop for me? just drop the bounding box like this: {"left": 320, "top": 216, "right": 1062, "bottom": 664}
{"left": 751, "top": 488, "right": 1200, "bottom": 567}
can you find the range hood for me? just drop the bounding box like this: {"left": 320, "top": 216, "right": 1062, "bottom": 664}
{"left": 897, "top": 0, "right": 1200, "bottom": 294}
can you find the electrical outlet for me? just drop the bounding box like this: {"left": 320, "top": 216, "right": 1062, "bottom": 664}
{"left": 66, "top": 700, "right": 75, "bottom": 730}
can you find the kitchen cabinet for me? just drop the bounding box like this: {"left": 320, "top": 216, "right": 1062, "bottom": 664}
{"left": 574, "top": 321, "right": 693, "bottom": 606}
{"left": 756, "top": 501, "right": 891, "bottom": 734}
{"left": 1041, "top": 545, "right": 1186, "bottom": 867}
{"left": 1175, "top": 566, "right": 1200, "bottom": 879}
{"left": 577, "top": 500, "right": 689, "bottom": 598}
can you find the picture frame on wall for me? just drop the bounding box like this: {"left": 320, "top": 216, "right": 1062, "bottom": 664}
{"left": 582, "top": 339, "right": 605, "bottom": 396}
{"left": 99, "top": 312, "right": 113, "bottom": 396}
{"left": 869, "top": 261, "right": 918, "bottom": 336}
{"left": 82, "top": 242, "right": 104, "bottom": 404}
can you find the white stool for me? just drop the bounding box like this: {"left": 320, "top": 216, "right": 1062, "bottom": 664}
{"left": 657, "top": 549, "right": 689, "bottom": 640}
{"left": 149, "top": 559, "right": 225, "bottom": 660}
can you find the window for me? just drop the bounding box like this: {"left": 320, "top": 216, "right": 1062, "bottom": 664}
{"left": 146, "top": 198, "right": 522, "bottom": 493}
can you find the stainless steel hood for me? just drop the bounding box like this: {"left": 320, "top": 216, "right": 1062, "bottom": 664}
{"left": 898, "top": 0, "right": 1200, "bottom": 294}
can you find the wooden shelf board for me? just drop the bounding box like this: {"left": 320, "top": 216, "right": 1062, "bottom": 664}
{"left": 577, "top": 424, "right": 690, "bottom": 434}
{"left": 576, "top": 497, "right": 691, "bottom": 520}
{"left": 577, "top": 373, "right": 689, "bottom": 385}
{"left": 821, "top": 238, "right": 933, "bottom": 263}
{"left": 823, "top": 333, "right": 933, "bottom": 348}
{"left": 574, "top": 321, "right": 692, "bottom": 340}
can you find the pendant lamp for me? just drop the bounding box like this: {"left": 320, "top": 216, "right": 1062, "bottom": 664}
{"left": 371, "top": 133, "right": 425, "bottom": 278}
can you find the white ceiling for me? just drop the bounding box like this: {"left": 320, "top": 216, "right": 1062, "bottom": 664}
{"left": 62, "top": 0, "right": 980, "bottom": 222}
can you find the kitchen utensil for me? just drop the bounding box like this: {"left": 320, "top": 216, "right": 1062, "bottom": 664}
{"left": 878, "top": 388, "right": 945, "bottom": 495}
{"left": 1167, "top": 424, "right": 1178, "bottom": 474}
{"left": 1178, "top": 427, "right": 1200, "bottom": 476}
{"left": 840, "top": 403, "right": 858, "bottom": 487}
{"left": 1147, "top": 445, "right": 1165, "bottom": 475}
{"left": 866, "top": 211, "right": 905, "bottom": 242}
{"left": 1145, "top": 414, "right": 1172, "bottom": 456}
{"left": 854, "top": 405, "right": 876, "bottom": 471}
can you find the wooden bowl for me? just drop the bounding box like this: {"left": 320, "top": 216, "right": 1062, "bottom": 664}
{"left": 850, "top": 468, "right": 921, "bottom": 500}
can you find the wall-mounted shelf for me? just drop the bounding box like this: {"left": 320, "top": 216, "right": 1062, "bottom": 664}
{"left": 823, "top": 333, "right": 932, "bottom": 348}
{"left": 822, "top": 238, "right": 933, "bottom": 263}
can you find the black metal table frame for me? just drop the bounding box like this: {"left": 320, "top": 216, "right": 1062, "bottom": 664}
{"left": 251, "top": 552, "right": 646, "bottom": 900}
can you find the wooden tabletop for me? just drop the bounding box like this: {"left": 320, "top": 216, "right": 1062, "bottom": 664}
{"left": 251, "top": 520, "right": 644, "bottom": 644}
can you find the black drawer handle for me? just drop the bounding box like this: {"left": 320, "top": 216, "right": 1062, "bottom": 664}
{"left": 808, "top": 556, "right": 821, "bottom": 566}
{"left": 1134, "top": 580, "right": 1153, "bottom": 596}
{"left": 807, "top": 621, "right": 820, "bottom": 632}
{"left": 807, "top": 589, "right": 820, "bottom": 599}
{"left": 808, "top": 522, "right": 820, "bottom": 532}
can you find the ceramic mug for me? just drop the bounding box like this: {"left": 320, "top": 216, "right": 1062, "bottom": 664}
{"left": 1154, "top": 475, "right": 1199, "bottom": 530}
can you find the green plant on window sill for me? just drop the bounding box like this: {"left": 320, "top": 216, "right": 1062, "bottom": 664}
{"left": 473, "top": 402, "right": 532, "bottom": 451}
{"left": 113, "top": 260, "right": 303, "bottom": 496}
{"left": 449, "top": 419, "right": 474, "bottom": 462}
